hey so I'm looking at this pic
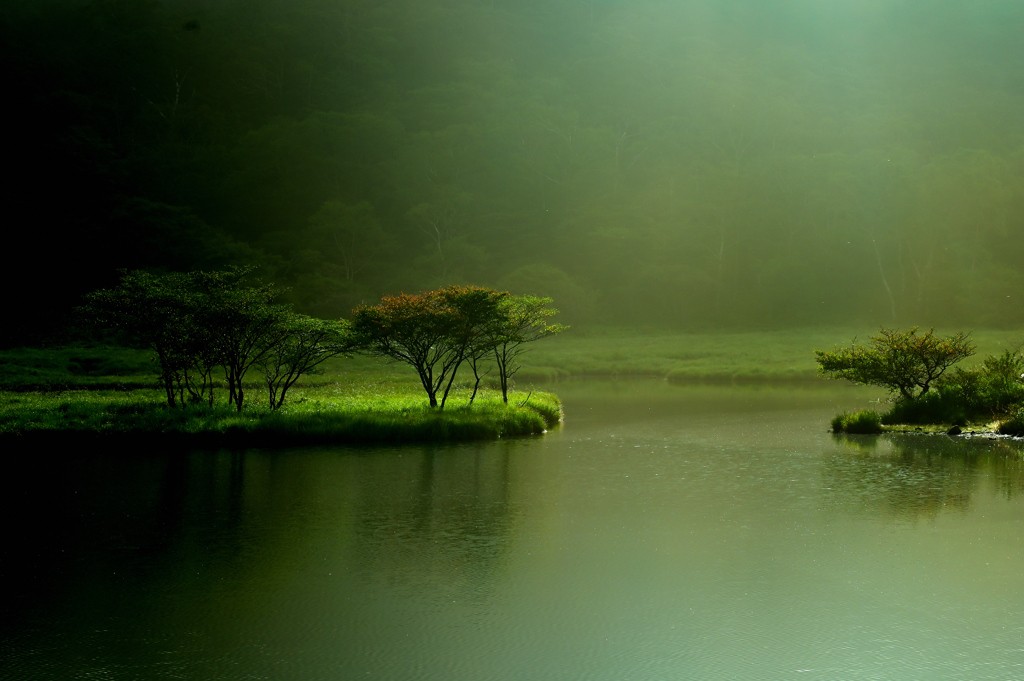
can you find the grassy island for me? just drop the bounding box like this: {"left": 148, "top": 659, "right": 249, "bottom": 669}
{"left": 0, "top": 276, "right": 566, "bottom": 446}
{"left": 0, "top": 345, "right": 562, "bottom": 446}
{"left": 0, "top": 377, "right": 561, "bottom": 446}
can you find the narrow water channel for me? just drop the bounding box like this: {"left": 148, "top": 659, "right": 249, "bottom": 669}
{"left": 4, "top": 380, "right": 1024, "bottom": 680}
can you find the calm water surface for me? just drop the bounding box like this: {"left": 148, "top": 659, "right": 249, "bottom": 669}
{"left": 4, "top": 380, "right": 1024, "bottom": 680}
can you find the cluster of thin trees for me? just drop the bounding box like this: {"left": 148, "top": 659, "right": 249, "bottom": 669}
{"left": 83, "top": 270, "right": 563, "bottom": 411}
{"left": 83, "top": 269, "right": 352, "bottom": 411}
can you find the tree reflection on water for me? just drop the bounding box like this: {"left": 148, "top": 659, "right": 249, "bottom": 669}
{"left": 823, "top": 434, "right": 1024, "bottom": 519}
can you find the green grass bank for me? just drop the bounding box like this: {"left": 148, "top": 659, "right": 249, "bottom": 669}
{"left": 0, "top": 343, "right": 566, "bottom": 445}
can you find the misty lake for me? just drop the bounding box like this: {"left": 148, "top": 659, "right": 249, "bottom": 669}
{"left": 5, "top": 380, "right": 1024, "bottom": 680}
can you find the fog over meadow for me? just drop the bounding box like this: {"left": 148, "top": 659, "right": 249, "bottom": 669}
{"left": 5, "top": 0, "right": 1024, "bottom": 342}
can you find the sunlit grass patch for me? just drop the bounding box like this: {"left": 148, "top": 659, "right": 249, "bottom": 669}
{"left": 0, "top": 384, "right": 561, "bottom": 445}
{"left": 830, "top": 409, "right": 883, "bottom": 434}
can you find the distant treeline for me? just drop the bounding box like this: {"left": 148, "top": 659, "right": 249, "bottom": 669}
{"left": 4, "top": 0, "right": 1024, "bottom": 344}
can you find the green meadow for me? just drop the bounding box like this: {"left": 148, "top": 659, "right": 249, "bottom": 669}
{"left": 4, "top": 327, "right": 1023, "bottom": 390}
{"left": 512, "top": 327, "right": 1024, "bottom": 383}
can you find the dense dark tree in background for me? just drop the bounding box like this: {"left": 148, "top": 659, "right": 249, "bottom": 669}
{"left": 81, "top": 270, "right": 210, "bottom": 406}
{"left": 81, "top": 268, "right": 351, "bottom": 409}
{"left": 7, "top": 0, "right": 1024, "bottom": 345}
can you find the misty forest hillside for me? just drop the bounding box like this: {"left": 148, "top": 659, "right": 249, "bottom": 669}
{"left": 4, "top": 0, "right": 1024, "bottom": 344}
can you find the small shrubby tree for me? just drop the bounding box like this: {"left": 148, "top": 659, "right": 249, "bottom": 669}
{"left": 257, "top": 317, "right": 356, "bottom": 410}
{"left": 904, "top": 347, "right": 1024, "bottom": 423}
{"left": 488, "top": 295, "right": 566, "bottom": 403}
{"left": 452, "top": 288, "right": 512, "bottom": 404}
{"left": 976, "top": 348, "right": 1024, "bottom": 412}
{"left": 815, "top": 327, "right": 975, "bottom": 401}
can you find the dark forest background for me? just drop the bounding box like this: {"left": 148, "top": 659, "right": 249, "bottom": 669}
{"left": 4, "top": 0, "right": 1024, "bottom": 345}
